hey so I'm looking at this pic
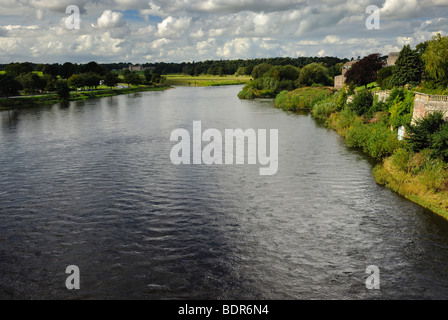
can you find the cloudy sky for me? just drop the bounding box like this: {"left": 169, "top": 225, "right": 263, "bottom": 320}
{"left": 0, "top": 0, "right": 447, "bottom": 64}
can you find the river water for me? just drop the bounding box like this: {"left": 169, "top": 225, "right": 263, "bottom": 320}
{"left": 1, "top": 85, "right": 448, "bottom": 300}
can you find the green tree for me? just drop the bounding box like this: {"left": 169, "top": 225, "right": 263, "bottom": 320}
{"left": 68, "top": 74, "right": 83, "bottom": 89}
{"left": 422, "top": 33, "right": 448, "bottom": 85}
{"left": 104, "top": 72, "right": 119, "bottom": 89}
{"left": 55, "top": 80, "right": 70, "bottom": 100}
{"left": 5, "top": 62, "right": 33, "bottom": 77}
{"left": 345, "top": 53, "right": 385, "bottom": 87}
{"left": 390, "top": 45, "right": 423, "bottom": 86}
{"left": 124, "top": 72, "right": 143, "bottom": 86}
{"left": 377, "top": 66, "right": 395, "bottom": 88}
{"left": 406, "top": 111, "right": 446, "bottom": 152}
{"left": 251, "top": 63, "right": 272, "bottom": 79}
{"left": 151, "top": 73, "right": 161, "bottom": 84}
{"left": 297, "top": 63, "right": 331, "bottom": 87}
{"left": 16, "top": 73, "right": 46, "bottom": 94}
{"left": 348, "top": 89, "right": 374, "bottom": 116}
{"left": 0, "top": 74, "right": 21, "bottom": 97}
{"left": 144, "top": 69, "right": 153, "bottom": 82}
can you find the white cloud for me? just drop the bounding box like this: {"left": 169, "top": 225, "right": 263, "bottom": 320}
{"left": 97, "top": 10, "right": 125, "bottom": 29}
{"left": 1, "top": 0, "right": 448, "bottom": 63}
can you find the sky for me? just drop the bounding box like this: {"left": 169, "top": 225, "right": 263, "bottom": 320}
{"left": 0, "top": 0, "right": 448, "bottom": 64}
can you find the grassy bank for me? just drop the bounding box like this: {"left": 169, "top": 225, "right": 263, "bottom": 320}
{"left": 165, "top": 74, "right": 250, "bottom": 87}
{"left": 322, "top": 90, "right": 448, "bottom": 220}
{"left": 275, "top": 87, "right": 335, "bottom": 111}
{"left": 0, "top": 85, "right": 170, "bottom": 110}
{"left": 374, "top": 157, "right": 448, "bottom": 220}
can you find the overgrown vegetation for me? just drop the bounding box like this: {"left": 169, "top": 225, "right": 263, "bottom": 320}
{"left": 275, "top": 87, "right": 334, "bottom": 112}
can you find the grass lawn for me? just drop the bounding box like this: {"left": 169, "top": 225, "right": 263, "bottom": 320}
{"left": 0, "top": 71, "right": 43, "bottom": 76}
{"left": 165, "top": 74, "right": 251, "bottom": 87}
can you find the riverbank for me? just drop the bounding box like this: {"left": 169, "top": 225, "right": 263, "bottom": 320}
{"left": 322, "top": 93, "right": 448, "bottom": 221}
{"left": 0, "top": 86, "right": 171, "bottom": 110}
{"left": 373, "top": 158, "right": 448, "bottom": 220}
{"left": 251, "top": 85, "right": 448, "bottom": 221}
{"left": 165, "top": 74, "right": 250, "bottom": 87}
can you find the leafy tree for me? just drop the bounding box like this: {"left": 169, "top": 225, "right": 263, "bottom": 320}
{"left": 151, "top": 73, "right": 161, "bottom": 84}
{"left": 68, "top": 74, "right": 84, "bottom": 89}
{"left": 279, "top": 65, "right": 300, "bottom": 81}
{"left": 416, "top": 40, "right": 430, "bottom": 56}
{"left": 297, "top": 63, "right": 331, "bottom": 87}
{"left": 422, "top": 33, "right": 448, "bottom": 85}
{"left": 251, "top": 63, "right": 272, "bottom": 79}
{"left": 431, "top": 123, "right": 448, "bottom": 161}
{"left": 16, "top": 73, "right": 46, "bottom": 94}
{"left": 5, "top": 62, "right": 33, "bottom": 77}
{"left": 83, "top": 72, "right": 101, "bottom": 89}
{"left": 390, "top": 45, "right": 423, "bottom": 86}
{"left": 55, "top": 80, "right": 70, "bottom": 100}
{"left": 0, "top": 74, "right": 21, "bottom": 97}
{"left": 345, "top": 53, "right": 385, "bottom": 87}
{"left": 60, "top": 62, "right": 78, "bottom": 79}
{"left": 348, "top": 89, "right": 374, "bottom": 116}
{"left": 406, "top": 111, "right": 446, "bottom": 152}
{"left": 377, "top": 66, "right": 395, "bottom": 88}
{"left": 121, "top": 69, "right": 131, "bottom": 77}
{"left": 124, "top": 72, "right": 143, "bottom": 86}
{"left": 104, "top": 73, "right": 119, "bottom": 88}
{"left": 144, "top": 69, "right": 153, "bottom": 82}
{"left": 82, "top": 61, "right": 107, "bottom": 76}
{"left": 43, "top": 64, "right": 61, "bottom": 77}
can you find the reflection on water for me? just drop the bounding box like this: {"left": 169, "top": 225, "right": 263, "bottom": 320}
{"left": 0, "top": 86, "right": 448, "bottom": 300}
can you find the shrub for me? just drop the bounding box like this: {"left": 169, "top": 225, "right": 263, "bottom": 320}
{"left": 238, "top": 87, "right": 256, "bottom": 99}
{"left": 312, "top": 99, "right": 338, "bottom": 120}
{"left": 377, "top": 66, "right": 395, "bottom": 89}
{"left": 346, "top": 121, "right": 370, "bottom": 148}
{"left": 336, "top": 90, "right": 348, "bottom": 111}
{"left": 348, "top": 89, "right": 373, "bottom": 116}
{"left": 406, "top": 111, "right": 446, "bottom": 152}
{"left": 392, "top": 148, "right": 412, "bottom": 172}
{"left": 431, "top": 123, "right": 448, "bottom": 161}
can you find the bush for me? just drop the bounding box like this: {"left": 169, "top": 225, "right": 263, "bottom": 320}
{"left": 406, "top": 111, "right": 446, "bottom": 152}
{"left": 275, "top": 87, "right": 334, "bottom": 112}
{"left": 346, "top": 121, "right": 370, "bottom": 148}
{"left": 377, "top": 66, "right": 395, "bottom": 89}
{"left": 56, "top": 80, "right": 70, "bottom": 100}
{"left": 345, "top": 121, "right": 401, "bottom": 160}
{"left": 348, "top": 89, "right": 373, "bottom": 116}
{"left": 431, "top": 123, "right": 448, "bottom": 161}
{"left": 238, "top": 87, "right": 256, "bottom": 99}
{"left": 392, "top": 148, "right": 412, "bottom": 172}
{"left": 312, "top": 99, "right": 338, "bottom": 120}
{"left": 336, "top": 90, "right": 348, "bottom": 111}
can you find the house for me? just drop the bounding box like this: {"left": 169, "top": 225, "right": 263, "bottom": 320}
{"left": 387, "top": 52, "right": 399, "bottom": 67}
{"left": 123, "top": 64, "right": 156, "bottom": 72}
{"left": 334, "top": 52, "right": 399, "bottom": 89}
{"left": 334, "top": 60, "right": 359, "bottom": 90}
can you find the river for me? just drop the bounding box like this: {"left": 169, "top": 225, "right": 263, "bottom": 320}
{"left": 1, "top": 85, "right": 448, "bottom": 300}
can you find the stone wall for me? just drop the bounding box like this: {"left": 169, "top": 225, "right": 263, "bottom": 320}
{"left": 412, "top": 93, "right": 448, "bottom": 124}
{"left": 374, "top": 90, "right": 391, "bottom": 102}
{"left": 334, "top": 75, "right": 345, "bottom": 90}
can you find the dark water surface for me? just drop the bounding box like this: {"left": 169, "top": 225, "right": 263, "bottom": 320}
{"left": 1, "top": 86, "right": 448, "bottom": 300}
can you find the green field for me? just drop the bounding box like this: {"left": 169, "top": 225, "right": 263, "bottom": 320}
{"left": 165, "top": 74, "right": 251, "bottom": 87}
{"left": 0, "top": 71, "right": 43, "bottom": 76}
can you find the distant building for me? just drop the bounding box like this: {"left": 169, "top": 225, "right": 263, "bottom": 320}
{"left": 123, "top": 64, "right": 155, "bottom": 72}
{"left": 334, "top": 60, "right": 359, "bottom": 90}
{"left": 334, "top": 52, "right": 399, "bottom": 89}
{"left": 387, "top": 52, "right": 399, "bottom": 67}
